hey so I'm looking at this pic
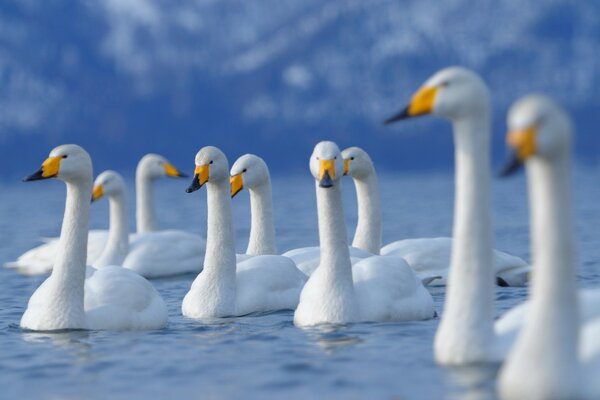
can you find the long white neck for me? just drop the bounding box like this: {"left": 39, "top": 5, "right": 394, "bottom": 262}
{"left": 203, "top": 178, "right": 237, "bottom": 296}
{"left": 498, "top": 149, "right": 580, "bottom": 398}
{"left": 434, "top": 111, "right": 496, "bottom": 364}
{"left": 93, "top": 192, "right": 130, "bottom": 268}
{"left": 246, "top": 183, "right": 277, "bottom": 255}
{"left": 136, "top": 171, "right": 157, "bottom": 234}
{"left": 49, "top": 178, "right": 92, "bottom": 327}
{"left": 351, "top": 167, "right": 382, "bottom": 254}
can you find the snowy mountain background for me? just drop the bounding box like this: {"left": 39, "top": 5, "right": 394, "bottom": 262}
{"left": 1, "top": 0, "right": 599, "bottom": 177}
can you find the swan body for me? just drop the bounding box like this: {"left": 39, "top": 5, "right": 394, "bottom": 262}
{"left": 293, "top": 141, "right": 434, "bottom": 327}
{"left": 90, "top": 170, "right": 205, "bottom": 278}
{"left": 182, "top": 146, "right": 306, "bottom": 319}
{"left": 496, "top": 96, "right": 599, "bottom": 399}
{"left": 7, "top": 153, "right": 196, "bottom": 275}
{"left": 342, "top": 146, "right": 529, "bottom": 286}
{"left": 20, "top": 145, "right": 167, "bottom": 331}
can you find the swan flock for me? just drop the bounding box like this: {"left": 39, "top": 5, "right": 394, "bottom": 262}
{"left": 8, "top": 66, "right": 599, "bottom": 399}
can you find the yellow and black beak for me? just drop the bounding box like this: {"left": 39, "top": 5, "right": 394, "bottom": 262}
{"left": 499, "top": 126, "right": 537, "bottom": 177}
{"left": 164, "top": 162, "right": 188, "bottom": 178}
{"left": 343, "top": 159, "right": 350, "bottom": 176}
{"left": 318, "top": 159, "right": 335, "bottom": 188}
{"left": 91, "top": 184, "right": 104, "bottom": 203}
{"left": 186, "top": 164, "right": 209, "bottom": 193}
{"left": 384, "top": 85, "right": 438, "bottom": 124}
{"left": 24, "top": 156, "right": 62, "bottom": 182}
{"left": 230, "top": 174, "right": 243, "bottom": 198}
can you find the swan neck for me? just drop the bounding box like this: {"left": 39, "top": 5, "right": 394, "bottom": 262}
{"left": 435, "top": 112, "right": 496, "bottom": 363}
{"left": 351, "top": 170, "right": 381, "bottom": 254}
{"left": 204, "top": 179, "right": 237, "bottom": 280}
{"left": 247, "top": 183, "right": 277, "bottom": 255}
{"left": 316, "top": 182, "right": 353, "bottom": 282}
{"left": 50, "top": 179, "right": 91, "bottom": 321}
{"left": 94, "top": 192, "right": 130, "bottom": 267}
{"left": 136, "top": 171, "right": 156, "bottom": 234}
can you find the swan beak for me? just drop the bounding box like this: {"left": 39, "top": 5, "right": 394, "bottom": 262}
{"left": 343, "top": 159, "right": 350, "bottom": 176}
{"left": 318, "top": 159, "right": 335, "bottom": 188}
{"left": 164, "top": 162, "right": 188, "bottom": 178}
{"left": 23, "top": 156, "right": 62, "bottom": 182}
{"left": 186, "top": 165, "right": 209, "bottom": 193}
{"left": 499, "top": 126, "right": 536, "bottom": 177}
{"left": 384, "top": 85, "right": 437, "bottom": 124}
{"left": 230, "top": 174, "right": 243, "bottom": 198}
{"left": 91, "top": 185, "right": 104, "bottom": 203}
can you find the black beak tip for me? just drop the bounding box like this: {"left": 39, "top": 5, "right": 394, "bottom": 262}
{"left": 498, "top": 154, "right": 523, "bottom": 178}
{"left": 23, "top": 169, "right": 45, "bottom": 182}
{"left": 318, "top": 171, "right": 335, "bottom": 188}
{"left": 383, "top": 106, "right": 410, "bottom": 125}
{"left": 178, "top": 172, "right": 189, "bottom": 178}
{"left": 186, "top": 175, "right": 202, "bottom": 193}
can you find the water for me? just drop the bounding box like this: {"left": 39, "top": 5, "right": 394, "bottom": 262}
{"left": 1, "top": 168, "right": 599, "bottom": 399}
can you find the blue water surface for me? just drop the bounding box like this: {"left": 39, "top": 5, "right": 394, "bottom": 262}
{"left": 0, "top": 168, "right": 598, "bottom": 399}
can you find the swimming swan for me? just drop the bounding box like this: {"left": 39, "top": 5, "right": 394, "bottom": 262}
{"left": 293, "top": 141, "right": 435, "bottom": 327}
{"left": 20, "top": 145, "right": 168, "bottom": 331}
{"left": 496, "top": 96, "right": 599, "bottom": 399}
{"left": 341, "top": 146, "right": 529, "bottom": 287}
{"left": 7, "top": 154, "right": 196, "bottom": 275}
{"left": 181, "top": 146, "right": 306, "bottom": 319}
{"left": 91, "top": 170, "right": 206, "bottom": 278}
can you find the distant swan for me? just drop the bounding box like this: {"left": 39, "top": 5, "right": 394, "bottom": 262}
{"left": 341, "top": 146, "right": 529, "bottom": 287}
{"left": 293, "top": 141, "right": 434, "bottom": 327}
{"left": 181, "top": 146, "right": 306, "bottom": 319}
{"left": 7, "top": 154, "right": 204, "bottom": 276}
{"left": 20, "top": 145, "right": 167, "bottom": 331}
{"left": 91, "top": 170, "right": 205, "bottom": 278}
{"left": 495, "top": 96, "right": 600, "bottom": 399}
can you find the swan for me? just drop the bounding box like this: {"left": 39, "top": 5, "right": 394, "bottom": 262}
{"left": 20, "top": 145, "right": 168, "bottom": 331}
{"left": 7, "top": 153, "right": 194, "bottom": 275}
{"left": 495, "top": 95, "right": 599, "bottom": 399}
{"left": 341, "top": 146, "right": 529, "bottom": 286}
{"left": 229, "top": 154, "right": 277, "bottom": 262}
{"left": 181, "top": 146, "right": 306, "bottom": 319}
{"left": 383, "top": 66, "right": 509, "bottom": 365}
{"left": 293, "top": 141, "right": 435, "bottom": 327}
{"left": 91, "top": 170, "right": 206, "bottom": 278}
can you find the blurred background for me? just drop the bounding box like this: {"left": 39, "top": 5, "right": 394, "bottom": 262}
{"left": 1, "top": 0, "right": 599, "bottom": 179}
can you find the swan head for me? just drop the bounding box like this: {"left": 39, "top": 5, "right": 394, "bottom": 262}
{"left": 341, "top": 147, "right": 374, "bottom": 180}
{"left": 137, "top": 153, "right": 187, "bottom": 180}
{"left": 500, "top": 95, "right": 572, "bottom": 176}
{"left": 310, "top": 141, "right": 343, "bottom": 189}
{"left": 24, "top": 144, "right": 92, "bottom": 184}
{"left": 186, "top": 146, "right": 229, "bottom": 193}
{"left": 229, "top": 154, "right": 270, "bottom": 198}
{"left": 384, "top": 66, "right": 489, "bottom": 123}
{"left": 91, "top": 170, "right": 126, "bottom": 202}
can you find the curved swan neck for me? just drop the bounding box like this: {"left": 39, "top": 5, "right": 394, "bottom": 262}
{"left": 351, "top": 168, "right": 382, "bottom": 254}
{"left": 51, "top": 179, "right": 92, "bottom": 323}
{"left": 500, "top": 148, "right": 580, "bottom": 394}
{"left": 435, "top": 111, "right": 496, "bottom": 364}
{"left": 247, "top": 183, "right": 277, "bottom": 255}
{"left": 204, "top": 179, "right": 237, "bottom": 280}
{"left": 136, "top": 171, "right": 156, "bottom": 234}
{"left": 94, "top": 192, "right": 130, "bottom": 268}
{"left": 317, "top": 182, "right": 354, "bottom": 284}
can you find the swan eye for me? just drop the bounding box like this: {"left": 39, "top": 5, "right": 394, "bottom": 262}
{"left": 350, "top": 157, "right": 355, "bottom": 160}
{"left": 243, "top": 168, "right": 247, "bottom": 173}
{"left": 209, "top": 160, "right": 214, "bottom": 164}
{"left": 334, "top": 156, "right": 337, "bottom": 160}
{"left": 62, "top": 155, "right": 68, "bottom": 159}
{"left": 316, "top": 157, "right": 320, "bottom": 160}
{"left": 439, "top": 81, "right": 449, "bottom": 88}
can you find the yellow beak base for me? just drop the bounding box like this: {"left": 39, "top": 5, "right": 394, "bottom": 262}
{"left": 318, "top": 159, "right": 335, "bottom": 188}
{"left": 507, "top": 126, "right": 537, "bottom": 161}
{"left": 92, "top": 185, "right": 104, "bottom": 202}
{"left": 164, "top": 162, "right": 186, "bottom": 178}
{"left": 408, "top": 85, "right": 438, "bottom": 117}
{"left": 24, "top": 156, "right": 62, "bottom": 182}
{"left": 343, "top": 159, "right": 350, "bottom": 176}
{"left": 230, "top": 174, "right": 244, "bottom": 198}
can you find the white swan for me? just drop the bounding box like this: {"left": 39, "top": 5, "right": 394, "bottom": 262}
{"left": 181, "top": 146, "right": 306, "bottom": 319}
{"left": 341, "top": 146, "right": 529, "bottom": 286}
{"left": 293, "top": 141, "right": 435, "bottom": 327}
{"left": 20, "top": 145, "right": 168, "bottom": 331}
{"left": 7, "top": 153, "right": 195, "bottom": 275}
{"left": 384, "top": 66, "right": 507, "bottom": 365}
{"left": 229, "top": 154, "right": 277, "bottom": 262}
{"left": 495, "top": 96, "right": 599, "bottom": 399}
{"left": 91, "top": 170, "right": 205, "bottom": 278}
